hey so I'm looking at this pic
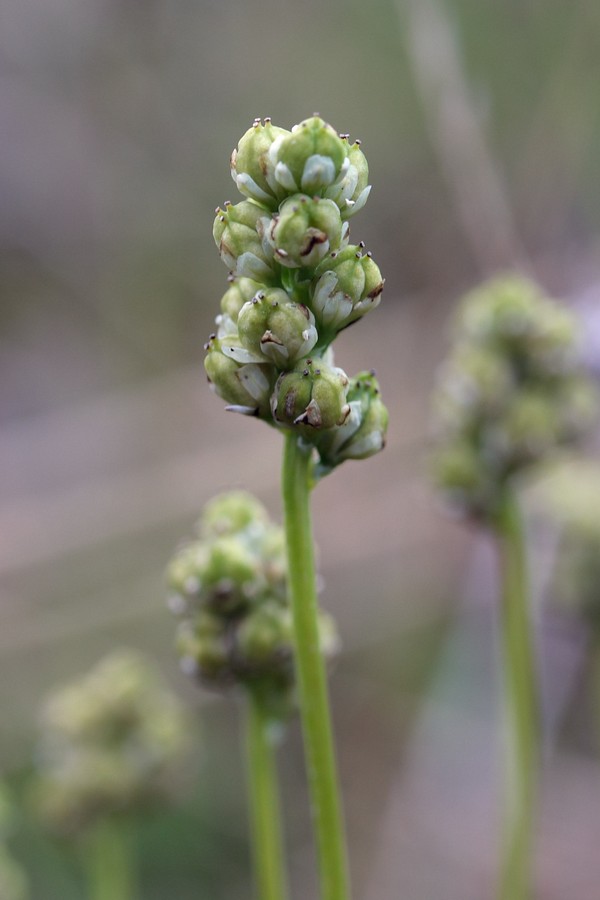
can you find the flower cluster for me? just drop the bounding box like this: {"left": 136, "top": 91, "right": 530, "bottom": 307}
{"left": 205, "top": 115, "right": 388, "bottom": 475}
{"left": 431, "top": 275, "right": 597, "bottom": 519}
{"left": 167, "top": 491, "right": 338, "bottom": 717}
{"left": 31, "top": 651, "right": 187, "bottom": 835}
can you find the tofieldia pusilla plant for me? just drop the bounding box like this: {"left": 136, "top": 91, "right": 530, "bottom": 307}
{"left": 31, "top": 651, "right": 187, "bottom": 900}
{"left": 431, "top": 275, "right": 596, "bottom": 900}
{"left": 203, "top": 115, "right": 389, "bottom": 900}
{"left": 167, "top": 491, "right": 339, "bottom": 900}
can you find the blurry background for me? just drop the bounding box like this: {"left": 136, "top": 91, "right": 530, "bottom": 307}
{"left": 2, "top": 0, "right": 600, "bottom": 896}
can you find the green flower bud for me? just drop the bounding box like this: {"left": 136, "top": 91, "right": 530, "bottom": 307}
{"left": 325, "top": 140, "right": 371, "bottom": 218}
{"left": 236, "top": 601, "right": 294, "bottom": 676}
{"left": 527, "top": 305, "right": 580, "bottom": 378}
{"left": 271, "top": 115, "right": 348, "bottom": 195}
{"left": 458, "top": 275, "right": 544, "bottom": 346}
{"left": 219, "top": 276, "right": 263, "bottom": 323}
{"left": 204, "top": 334, "right": 275, "bottom": 417}
{"left": 166, "top": 540, "right": 206, "bottom": 614}
{"left": 201, "top": 537, "right": 263, "bottom": 614}
{"left": 316, "top": 371, "right": 388, "bottom": 472}
{"left": 557, "top": 378, "right": 598, "bottom": 440}
{"left": 431, "top": 440, "right": 496, "bottom": 517}
{"left": 269, "top": 194, "right": 345, "bottom": 269}
{"left": 237, "top": 287, "right": 318, "bottom": 367}
{"left": 213, "top": 200, "right": 275, "bottom": 281}
{"left": 199, "top": 490, "right": 269, "bottom": 539}
{"left": 500, "top": 390, "right": 563, "bottom": 467}
{"left": 231, "top": 117, "right": 291, "bottom": 208}
{"left": 177, "top": 614, "right": 230, "bottom": 684}
{"left": 271, "top": 358, "right": 350, "bottom": 429}
{"left": 433, "top": 347, "right": 514, "bottom": 442}
{"left": 311, "top": 245, "right": 384, "bottom": 330}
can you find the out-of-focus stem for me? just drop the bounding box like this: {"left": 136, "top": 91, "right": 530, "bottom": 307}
{"left": 245, "top": 688, "right": 289, "bottom": 900}
{"left": 84, "top": 819, "right": 137, "bottom": 900}
{"left": 494, "top": 489, "right": 539, "bottom": 900}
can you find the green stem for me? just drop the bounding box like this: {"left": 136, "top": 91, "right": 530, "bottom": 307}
{"left": 281, "top": 431, "right": 350, "bottom": 900}
{"left": 494, "top": 489, "right": 539, "bottom": 900}
{"left": 245, "top": 688, "right": 289, "bottom": 900}
{"left": 83, "top": 819, "right": 137, "bottom": 900}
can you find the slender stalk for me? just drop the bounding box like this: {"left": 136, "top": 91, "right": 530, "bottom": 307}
{"left": 281, "top": 431, "right": 350, "bottom": 900}
{"left": 494, "top": 489, "right": 539, "bottom": 900}
{"left": 83, "top": 819, "right": 137, "bottom": 900}
{"left": 245, "top": 688, "right": 289, "bottom": 900}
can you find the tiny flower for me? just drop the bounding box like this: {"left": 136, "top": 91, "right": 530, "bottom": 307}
{"left": 269, "top": 194, "right": 345, "bottom": 269}
{"left": 271, "top": 358, "right": 350, "bottom": 430}
{"left": 236, "top": 601, "right": 294, "bottom": 676}
{"left": 316, "top": 371, "right": 388, "bottom": 473}
{"left": 213, "top": 200, "right": 275, "bottom": 281}
{"left": 431, "top": 440, "right": 496, "bottom": 517}
{"left": 204, "top": 334, "right": 275, "bottom": 417}
{"left": 237, "top": 288, "right": 318, "bottom": 367}
{"left": 219, "top": 276, "right": 263, "bottom": 323}
{"left": 311, "top": 245, "right": 384, "bottom": 332}
{"left": 325, "top": 140, "right": 371, "bottom": 219}
{"left": 230, "top": 118, "right": 291, "bottom": 208}
{"left": 199, "top": 490, "right": 270, "bottom": 539}
{"left": 177, "top": 614, "right": 230, "bottom": 684}
{"left": 270, "top": 115, "right": 348, "bottom": 195}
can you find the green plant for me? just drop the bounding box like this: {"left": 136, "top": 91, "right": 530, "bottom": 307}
{"left": 431, "top": 274, "right": 596, "bottom": 900}
{"left": 31, "top": 651, "right": 187, "bottom": 900}
{"left": 203, "top": 115, "right": 388, "bottom": 900}
{"left": 167, "top": 490, "right": 338, "bottom": 900}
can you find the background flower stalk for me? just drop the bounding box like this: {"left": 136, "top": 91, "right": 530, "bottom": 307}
{"left": 204, "top": 115, "right": 389, "bottom": 899}
{"left": 430, "top": 274, "right": 597, "bottom": 900}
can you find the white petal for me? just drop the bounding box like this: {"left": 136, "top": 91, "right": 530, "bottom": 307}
{"left": 301, "top": 154, "right": 336, "bottom": 190}
{"left": 222, "top": 344, "right": 264, "bottom": 364}
{"left": 237, "top": 363, "right": 270, "bottom": 401}
{"left": 235, "top": 252, "right": 272, "bottom": 281}
{"left": 236, "top": 173, "right": 272, "bottom": 203}
{"left": 274, "top": 162, "right": 298, "bottom": 192}
{"left": 344, "top": 185, "right": 371, "bottom": 218}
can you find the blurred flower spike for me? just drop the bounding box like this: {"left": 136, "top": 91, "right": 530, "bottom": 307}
{"left": 431, "top": 275, "right": 598, "bottom": 520}
{"left": 167, "top": 491, "right": 338, "bottom": 720}
{"left": 31, "top": 651, "right": 188, "bottom": 836}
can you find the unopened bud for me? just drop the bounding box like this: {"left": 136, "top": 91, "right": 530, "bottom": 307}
{"left": 269, "top": 195, "right": 345, "bottom": 269}
{"left": 177, "top": 614, "right": 230, "bottom": 684}
{"left": 325, "top": 140, "right": 371, "bottom": 218}
{"left": 311, "top": 245, "right": 383, "bottom": 331}
{"left": 219, "top": 276, "right": 263, "bottom": 323}
{"left": 213, "top": 200, "right": 275, "bottom": 281}
{"left": 199, "top": 491, "right": 269, "bottom": 539}
{"left": 231, "top": 119, "right": 291, "bottom": 208}
{"left": 236, "top": 601, "right": 294, "bottom": 675}
{"left": 316, "top": 371, "right": 388, "bottom": 473}
{"left": 271, "top": 358, "right": 350, "bottom": 429}
{"left": 204, "top": 335, "right": 275, "bottom": 417}
{"left": 237, "top": 288, "right": 318, "bottom": 367}
{"left": 271, "top": 116, "right": 348, "bottom": 195}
